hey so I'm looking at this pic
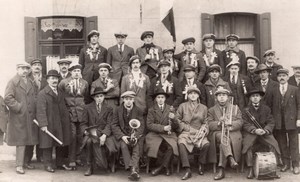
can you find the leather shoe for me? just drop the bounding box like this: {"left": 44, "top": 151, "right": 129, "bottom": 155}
{"left": 280, "top": 165, "right": 290, "bottom": 172}
{"left": 16, "top": 166, "right": 25, "bottom": 174}
{"left": 84, "top": 166, "right": 93, "bottom": 176}
{"left": 293, "top": 167, "right": 300, "bottom": 174}
{"left": 45, "top": 166, "right": 55, "bottom": 173}
{"left": 151, "top": 166, "right": 163, "bottom": 176}
{"left": 277, "top": 157, "right": 283, "bottom": 166}
{"left": 181, "top": 171, "right": 192, "bottom": 180}
{"left": 198, "top": 164, "right": 204, "bottom": 175}
{"left": 57, "top": 164, "right": 72, "bottom": 171}
{"left": 128, "top": 167, "right": 140, "bottom": 181}
{"left": 165, "top": 168, "right": 171, "bottom": 176}
{"left": 24, "top": 164, "right": 35, "bottom": 169}
{"left": 228, "top": 157, "right": 238, "bottom": 169}
{"left": 247, "top": 168, "right": 254, "bottom": 179}
{"left": 214, "top": 168, "right": 225, "bottom": 180}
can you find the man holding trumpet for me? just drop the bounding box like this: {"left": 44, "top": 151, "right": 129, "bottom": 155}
{"left": 206, "top": 87, "right": 242, "bottom": 180}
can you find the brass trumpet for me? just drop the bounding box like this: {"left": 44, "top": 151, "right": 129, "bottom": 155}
{"left": 128, "top": 119, "right": 141, "bottom": 146}
{"left": 191, "top": 124, "right": 208, "bottom": 148}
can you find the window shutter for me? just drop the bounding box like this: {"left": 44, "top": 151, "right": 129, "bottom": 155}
{"left": 85, "top": 16, "right": 98, "bottom": 39}
{"left": 24, "top": 17, "right": 37, "bottom": 63}
{"left": 201, "top": 13, "right": 214, "bottom": 35}
{"left": 258, "top": 13, "right": 271, "bottom": 60}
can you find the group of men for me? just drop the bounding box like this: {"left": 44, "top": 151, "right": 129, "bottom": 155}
{"left": 2, "top": 29, "right": 300, "bottom": 181}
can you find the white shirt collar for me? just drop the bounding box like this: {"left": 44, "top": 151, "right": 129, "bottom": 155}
{"left": 265, "top": 62, "right": 274, "bottom": 67}
{"left": 261, "top": 78, "right": 269, "bottom": 85}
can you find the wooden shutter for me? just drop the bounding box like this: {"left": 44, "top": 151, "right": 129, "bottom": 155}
{"left": 24, "top": 17, "right": 38, "bottom": 63}
{"left": 85, "top": 16, "right": 98, "bottom": 39}
{"left": 258, "top": 13, "right": 271, "bottom": 60}
{"left": 201, "top": 13, "right": 214, "bottom": 36}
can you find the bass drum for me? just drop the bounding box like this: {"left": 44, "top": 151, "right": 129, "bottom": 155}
{"left": 254, "top": 152, "right": 277, "bottom": 179}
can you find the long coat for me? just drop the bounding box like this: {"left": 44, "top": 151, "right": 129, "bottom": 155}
{"left": 221, "top": 47, "right": 247, "bottom": 76}
{"left": 254, "top": 79, "right": 278, "bottom": 108}
{"left": 58, "top": 77, "right": 89, "bottom": 123}
{"left": 36, "top": 85, "right": 71, "bottom": 148}
{"left": 145, "top": 104, "right": 179, "bottom": 158}
{"left": 79, "top": 43, "right": 108, "bottom": 85}
{"left": 269, "top": 84, "right": 300, "bottom": 130}
{"left": 147, "top": 74, "right": 183, "bottom": 109}
{"left": 81, "top": 101, "right": 117, "bottom": 153}
{"left": 242, "top": 104, "right": 280, "bottom": 154}
{"left": 121, "top": 72, "right": 150, "bottom": 114}
{"left": 28, "top": 73, "right": 48, "bottom": 92}
{"left": 181, "top": 78, "right": 206, "bottom": 105}
{"left": 107, "top": 44, "right": 135, "bottom": 84}
{"left": 206, "top": 102, "right": 243, "bottom": 163}
{"left": 0, "top": 96, "right": 8, "bottom": 144}
{"left": 204, "top": 78, "right": 231, "bottom": 108}
{"left": 91, "top": 77, "right": 120, "bottom": 109}
{"left": 176, "top": 101, "right": 209, "bottom": 153}
{"left": 4, "top": 75, "right": 39, "bottom": 146}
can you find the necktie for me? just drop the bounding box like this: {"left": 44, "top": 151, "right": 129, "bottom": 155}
{"left": 53, "top": 88, "right": 58, "bottom": 95}
{"left": 119, "top": 45, "right": 122, "bottom": 54}
{"left": 231, "top": 75, "right": 235, "bottom": 84}
{"left": 160, "top": 105, "right": 164, "bottom": 112}
{"left": 97, "top": 103, "right": 101, "bottom": 113}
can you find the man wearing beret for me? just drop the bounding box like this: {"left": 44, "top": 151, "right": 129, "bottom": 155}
{"left": 269, "top": 68, "right": 300, "bottom": 174}
{"left": 111, "top": 91, "right": 145, "bottom": 181}
{"left": 200, "top": 33, "right": 224, "bottom": 81}
{"left": 57, "top": 58, "right": 72, "bottom": 82}
{"left": 174, "top": 37, "right": 206, "bottom": 83}
{"left": 58, "top": 64, "right": 89, "bottom": 169}
{"left": 246, "top": 56, "right": 260, "bottom": 86}
{"left": 204, "top": 64, "right": 231, "bottom": 108}
{"left": 288, "top": 65, "right": 300, "bottom": 88}
{"left": 107, "top": 32, "right": 135, "bottom": 85}
{"left": 221, "top": 34, "right": 247, "bottom": 76}
{"left": 224, "top": 60, "right": 252, "bottom": 110}
{"left": 136, "top": 31, "right": 163, "bottom": 80}
{"left": 263, "top": 50, "right": 283, "bottom": 82}
{"left": 90, "top": 63, "right": 120, "bottom": 110}
{"left": 79, "top": 30, "right": 108, "bottom": 85}
{"left": 147, "top": 60, "right": 183, "bottom": 109}
{"left": 4, "top": 62, "right": 39, "bottom": 174}
{"left": 159, "top": 47, "right": 180, "bottom": 78}
{"left": 253, "top": 64, "right": 278, "bottom": 107}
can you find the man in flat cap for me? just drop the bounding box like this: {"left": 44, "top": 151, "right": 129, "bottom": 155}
{"left": 36, "top": 70, "right": 71, "bottom": 173}
{"left": 58, "top": 64, "right": 89, "bottom": 169}
{"left": 224, "top": 60, "right": 252, "bottom": 110}
{"left": 288, "top": 65, "right": 300, "bottom": 87}
{"left": 4, "top": 62, "right": 39, "bottom": 174}
{"left": 90, "top": 63, "right": 120, "bottom": 110}
{"left": 269, "top": 68, "right": 300, "bottom": 174}
{"left": 263, "top": 49, "right": 283, "bottom": 81}
{"left": 246, "top": 56, "right": 260, "bottom": 86}
{"left": 159, "top": 47, "right": 180, "bottom": 78}
{"left": 181, "top": 65, "right": 206, "bottom": 105}
{"left": 221, "top": 34, "right": 247, "bottom": 76}
{"left": 206, "top": 87, "right": 242, "bottom": 180}
{"left": 136, "top": 31, "right": 163, "bottom": 79}
{"left": 253, "top": 64, "right": 278, "bottom": 107}
{"left": 204, "top": 64, "right": 231, "bottom": 108}
{"left": 147, "top": 60, "right": 183, "bottom": 109}
{"left": 57, "top": 58, "right": 72, "bottom": 82}
{"left": 107, "top": 32, "right": 135, "bottom": 85}
{"left": 200, "top": 33, "right": 224, "bottom": 81}
{"left": 174, "top": 37, "right": 206, "bottom": 83}
{"left": 79, "top": 30, "right": 108, "bottom": 85}
{"left": 112, "top": 91, "right": 145, "bottom": 181}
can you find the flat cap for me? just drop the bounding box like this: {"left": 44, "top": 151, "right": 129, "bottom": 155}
{"left": 226, "top": 34, "right": 240, "bottom": 41}
{"left": 114, "top": 32, "right": 128, "bottom": 38}
{"left": 246, "top": 56, "right": 260, "bottom": 64}
{"left": 121, "top": 91, "right": 136, "bottom": 98}
{"left": 87, "top": 30, "right": 100, "bottom": 41}
{"left": 291, "top": 65, "right": 300, "bottom": 69}
{"left": 226, "top": 60, "right": 240, "bottom": 68}
{"left": 158, "top": 60, "right": 171, "bottom": 68}
{"left": 187, "top": 86, "right": 201, "bottom": 95}
{"left": 182, "top": 37, "right": 195, "bottom": 44}
{"left": 183, "top": 64, "right": 196, "bottom": 72}
{"left": 254, "top": 64, "right": 272, "bottom": 74}
{"left": 129, "top": 55, "right": 141, "bottom": 67}
{"left": 140, "top": 31, "right": 154, "bottom": 40}
{"left": 30, "top": 58, "right": 42, "bottom": 65}
{"left": 68, "top": 64, "right": 82, "bottom": 71}
{"left": 263, "top": 49, "right": 275, "bottom": 57}
{"left": 202, "top": 33, "right": 216, "bottom": 41}
{"left": 215, "top": 87, "right": 231, "bottom": 96}
{"left": 276, "top": 68, "right": 289, "bottom": 75}
{"left": 16, "top": 62, "right": 31, "bottom": 69}
{"left": 98, "top": 63, "right": 112, "bottom": 71}
{"left": 207, "top": 64, "right": 222, "bottom": 73}
{"left": 57, "top": 58, "right": 72, "bottom": 65}
{"left": 163, "top": 47, "right": 175, "bottom": 54}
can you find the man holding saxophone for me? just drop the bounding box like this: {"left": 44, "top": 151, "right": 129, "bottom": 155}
{"left": 206, "top": 87, "right": 242, "bottom": 180}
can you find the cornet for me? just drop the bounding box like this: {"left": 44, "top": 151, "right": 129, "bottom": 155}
{"left": 128, "top": 119, "right": 141, "bottom": 146}
{"left": 191, "top": 124, "right": 208, "bottom": 148}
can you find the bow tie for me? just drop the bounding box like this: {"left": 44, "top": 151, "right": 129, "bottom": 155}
{"left": 253, "top": 104, "right": 259, "bottom": 108}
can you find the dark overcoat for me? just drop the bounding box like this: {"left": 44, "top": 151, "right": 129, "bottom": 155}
{"left": 36, "top": 85, "right": 71, "bottom": 148}
{"left": 4, "top": 75, "right": 39, "bottom": 146}
{"left": 254, "top": 79, "right": 278, "bottom": 108}
{"left": 200, "top": 47, "right": 224, "bottom": 80}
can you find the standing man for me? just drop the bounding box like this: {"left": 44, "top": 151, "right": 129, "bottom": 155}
{"left": 91, "top": 63, "right": 120, "bottom": 109}
{"left": 112, "top": 91, "right": 145, "bottom": 181}
{"left": 288, "top": 65, "right": 300, "bottom": 88}
{"left": 136, "top": 31, "right": 163, "bottom": 79}
{"left": 246, "top": 56, "right": 260, "bottom": 86}
{"left": 159, "top": 47, "right": 180, "bottom": 78}
{"left": 57, "top": 58, "right": 72, "bottom": 82}
{"left": 174, "top": 37, "right": 206, "bottom": 82}
{"left": 263, "top": 49, "right": 283, "bottom": 81}
{"left": 221, "top": 34, "right": 247, "bottom": 76}
{"left": 36, "top": 70, "right": 71, "bottom": 173}
{"left": 4, "top": 62, "right": 39, "bottom": 174}
{"left": 79, "top": 30, "right": 107, "bottom": 85}
{"left": 107, "top": 32, "right": 135, "bottom": 85}
{"left": 270, "top": 68, "right": 300, "bottom": 174}
{"left": 58, "top": 64, "right": 89, "bottom": 169}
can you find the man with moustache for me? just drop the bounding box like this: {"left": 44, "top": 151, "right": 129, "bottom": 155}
{"left": 136, "top": 31, "right": 163, "bottom": 79}
{"left": 57, "top": 58, "right": 72, "bottom": 82}
{"left": 270, "top": 68, "right": 300, "bottom": 174}
{"left": 107, "top": 32, "right": 135, "bottom": 85}
{"left": 288, "top": 65, "right": 300, "bottom": 87}
{"left": 4, "top": 62, "right": 38, "bottom": 174}
{"left": 263, "top": 50, "right": 283, "bottom": 81}
{"left": 246, "top": 56, "right": 260, "bottom": 86}
{"left": 36, "top": 70, "right": 71, "bottom": 173}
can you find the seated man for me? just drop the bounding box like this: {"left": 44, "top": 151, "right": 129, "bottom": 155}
{"left": 112, "top": 91, "right": 145, "bottom": 181}
{"left": 145, "top": 88, "right": 179, "bottom": 176}
{"left": 206, "top": 87, "right": 242, "bottom": 180}
{"left": 242, "top": 89, "right": 282, "bottom": 179}
{"left": 177, "top": 87, "right": 210, "bottom": 180}
{"left": 81, "top": 87, "right": 118, "bottom": 176}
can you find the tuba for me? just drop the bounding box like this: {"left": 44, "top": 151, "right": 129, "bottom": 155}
{"left": 128, "top": 119, "right": 141, "bottom": 146}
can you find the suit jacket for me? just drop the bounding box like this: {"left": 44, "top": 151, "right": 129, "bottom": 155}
{"left": 204, "top": 78, "right": 231, "bottom": 108}
{"left": 288, "top": 75, "right": 300, "bottom": 88}
{"left": 264, "top": 62, "right": 282, "bottom": 82}
{"left": 270, "top": 84, "right": 300, "bottom": 130}
{"left": 58, "top": 72, "right": 71, "bottom": 83}
{"left": 107, "top": 44, "right": 135, "bottom": 84}
{"left": 28, "top": 73, "right": 48, "bottom": 92}
{"left": 181, "top": 78, "right": 206, "bottom": 105}
{"left": 254, "top": 79, "right": 278, "bottom": 108}
{"left": 246, "top": 70, "right": 260, "bottom": 86}
{"left": 221, "top": 47, "right": 247, "bottom": 76}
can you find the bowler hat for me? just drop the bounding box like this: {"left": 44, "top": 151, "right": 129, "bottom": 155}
{"left": 87, "top": 30, "right": 100, "bottom": 41}
{"left": 91, "top": 87, "right": 107, "bottom": 97}
{"left": 254, "top": 64, "right": 272, "bottom": 74}
{"left": 152, "top": 88, "right": 169, "bottom": 99}
{"left": 246, "top": 89, "right": 265, "bottom": 98}
{"left": 140, "top": 31, "right": 154, "bottom": 40}
{"left": 46, "top": 69, "right": 60, "bottom": 78}
{"left": 182, "top": 37, "right": 195, "bottom": 44}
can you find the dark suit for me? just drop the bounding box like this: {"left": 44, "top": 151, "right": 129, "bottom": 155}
{"left": 200, "top": 48, "right": 224, "bottom": 80}
{"left": 270, "top": 84, "right": 300, "bottom": 167}
{"left": 246, "top": 70, "right": 260, "bottom": 86}
{"left": 221, "top": 47, "right": 247, "bottom": 76}
{"left": 107, "top": 44, "right": 135, "bottom": 85}
{"left": 181, "top": 78, "right": 206, "bottom": 105}
{"left": 264, "top": 62, "right": 282, "bottom": 82}
{"left": 254, "top": 79, "right": 278, "bottom": 108}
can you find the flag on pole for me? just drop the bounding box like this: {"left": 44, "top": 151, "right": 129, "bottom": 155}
{"left": 160, "top": 0, "right": 176, "bottom": 42}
